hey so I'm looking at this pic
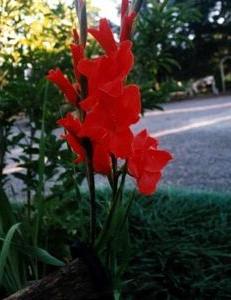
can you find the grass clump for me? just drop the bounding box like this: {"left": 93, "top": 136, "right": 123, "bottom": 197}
{"left": 125, "top": 187, "right": 231, "bottom": 299}
{"left": 44, "top": 187, "right": 231, "bottom": 299}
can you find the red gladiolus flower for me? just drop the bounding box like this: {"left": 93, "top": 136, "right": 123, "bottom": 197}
{"left": 128, "top": 130, "right": 172, "bottom": 195}
{"left": 57, "top": 114, "right": 85, "bottom": 163}
{"left": 78, "top": 40, "right": 134, "bottom": 110}
{"left": 49, "top": 11, "right": 172, "bottom": 195}
{"left": 88, "top": 18, "right": 117, "bottom": 55}
{"left": 81, "top": 106, "right": 132, "bottom": 159}
{"left": 81, "top": 84, "right": 141, "bottom": 159}
{"left": 98, "top": 84, "right": 141, "bottom": 127}
{"left": 47, "top": 69, "right": 78, "bottom": 106}
{"left": 58, "top": 113, "right": 111, "bottom": 174}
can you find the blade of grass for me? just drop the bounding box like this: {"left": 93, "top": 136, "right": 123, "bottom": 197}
{"left": 0, "top": 223, "right": 21, "bottom": 284}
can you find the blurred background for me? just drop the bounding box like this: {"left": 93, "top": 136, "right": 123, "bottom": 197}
{"left": 1, "top": 0, "right": 231, "bottom": 200}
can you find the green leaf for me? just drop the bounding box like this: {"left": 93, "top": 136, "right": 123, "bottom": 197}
{"left": 0, "top": 238, "right": 65, "bottom": 267}
{"left": 0, "top": 223, "right": 21, "bottom": 283}
{"left": 31, "top": 247, "right": 65, "bottom": 267}
{"left": 0, "top": 188, "right": 16, "bottom": 234}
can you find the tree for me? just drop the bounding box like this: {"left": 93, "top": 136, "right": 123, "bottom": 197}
{"left": 170, "top": 0, "right": 231, "bottom": 88}
{"left": 0, "top": 0, "right": 99, "bottom": 196}
{"left": 131, "top": 0, "right": 199, "bottom": 109}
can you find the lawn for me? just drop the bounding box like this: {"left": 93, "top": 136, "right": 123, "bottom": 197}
{"left": 45, "top": 187, "right": 231, "bottom": 299}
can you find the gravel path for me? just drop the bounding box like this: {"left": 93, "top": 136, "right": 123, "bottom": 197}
{"left": 138, "top": 95, "right": 231, "bottom": 193}
{"left": 4, "top": 95, "right": 231, "bottom": 199}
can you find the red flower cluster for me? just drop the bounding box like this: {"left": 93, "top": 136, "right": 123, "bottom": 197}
{"left": 47, "top": 15, "right": 172, "bottom": 195}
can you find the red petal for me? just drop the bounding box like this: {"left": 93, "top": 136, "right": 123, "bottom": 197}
{"left": 57, "top": 113, "right": 81, "bottom": 136}
{"left": 110, "top": 128, "right": 133, "bottom": 158}
{"left": 137, "top": 172, "right": 161, "bottom": 195}
{"left": 128, "top": 154, "right": 141, "bottom": 178}
{"left": 78, "top": 58, "right": 98, "bottom": 78}
{"left": 88, "top": 19, "right": 117, "bottom": 55}
{"left": 47, "top": 69, "right": 77, "bottom": 105}
{"left": 80, "top": 111, "right": 109, "bottom": 142}
{"left": 132, "top": 129, "right": 158, "bottom": 151}
{"left": 116, "top": 41, "right": 134, "bottom": 78}
{"left": 117, "top": 84, "right": 141, "bottom": 126}
{"left": 93, "top": 144, "right": 111, "bottom": 174}
{"left": 65, "top": 133, "right": 85, "bottom": 163}
{"left": 144, "top": 149, "right": 173, "bottom": 173}
{"left": 132, "top": 129, "right": 148, "bottom": 150}
{"left": 120, "top": 12, "right": 137, "bottom": 42}
{"left": 146, "top": 136, "right": 159, "bottom": 149}
{"left": 70, "top": 44, "right": 84, "bottom": 79}
{"left": 100, "top": 78, "right": 123, "bottom": 97}
{"left": 79, "top": 95, "right": 99, "bottom": 111}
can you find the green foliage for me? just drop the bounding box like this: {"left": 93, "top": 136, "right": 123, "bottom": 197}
{"left": 124, "top": 188, "right": 231, "bottom": 299}
{"left": 0, "top": 187, "right": 64, "bottom": 297}
{"left": 171, "top": 0, "right": 231, "bottom": 85}
{"left": 132, "top": 0, "right": 199, "bottom": 109}
{"left": 0, "top": 0, "right": 99, "bottom": 198}
{"left": 41, "top": 187, "right": 231, "bottom": 299}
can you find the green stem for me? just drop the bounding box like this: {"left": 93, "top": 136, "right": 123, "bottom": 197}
{"left": 27, "top": 122, "right": 35, "bottom": 221}
{"left": 95, "top": 162, "right": 127, "bottom": 252}
{"left": 0, "top": 122, "right": 6, "bottom": 186}
{"left": 33, "top": 81, "right": 48, "bottom": 260}
{"left": 84, "top": 140, "right": 96, "bottom": 246}
{"left": 116, "top": 162, "right": 127, "bottom": 203}
{"left": 111, "top": 154, "right": 118, "bottom": 200}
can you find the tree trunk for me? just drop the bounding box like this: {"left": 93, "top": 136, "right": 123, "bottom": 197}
{"left": 4, "top": 257, "right": 114, "bottom": 300}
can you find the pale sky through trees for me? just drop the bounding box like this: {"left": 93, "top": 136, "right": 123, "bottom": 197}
{"left": 91, "top": 0, "right": 120, "bottom": 24}
{"left": 50, "top": 0, "right": 120, "bottom": 24}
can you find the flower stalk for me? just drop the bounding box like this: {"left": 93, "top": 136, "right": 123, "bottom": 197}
{"left": 47, "top": 2, "right": 173, "bottom": 288}
{"left": 84, "top": 139, "right": 96, "bottom": 245}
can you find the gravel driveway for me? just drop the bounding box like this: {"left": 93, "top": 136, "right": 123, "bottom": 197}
{"left": 4, "top": 95, "right": 231, "bottom": 199}
{"left": 138, "top": 95, "right": 231, "bottom": 193}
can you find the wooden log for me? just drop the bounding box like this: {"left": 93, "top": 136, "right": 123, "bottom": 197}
{"left": 5, "top": 257, "right": 114, "bottom": 300}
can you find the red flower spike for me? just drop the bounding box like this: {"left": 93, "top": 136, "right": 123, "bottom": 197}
{"left": 57, "top": 112, "right": 111, "bottom": 174}
{"left": 51, "top": 16, "right": 173, "bottom": 185}
{"left": 120, "top": 12, "right": 137, "bottom": 42}
{"left": 128, "top": 130, "right": 172, "bottom": 195}
{"left": 47, "top": 69, "right": 78, "bottom": 106}
{"left": 88, "top": 18, "right": 117, "bottom": 55}
{"left": 70, "top": 43, "right": 84, "bottom": 80}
